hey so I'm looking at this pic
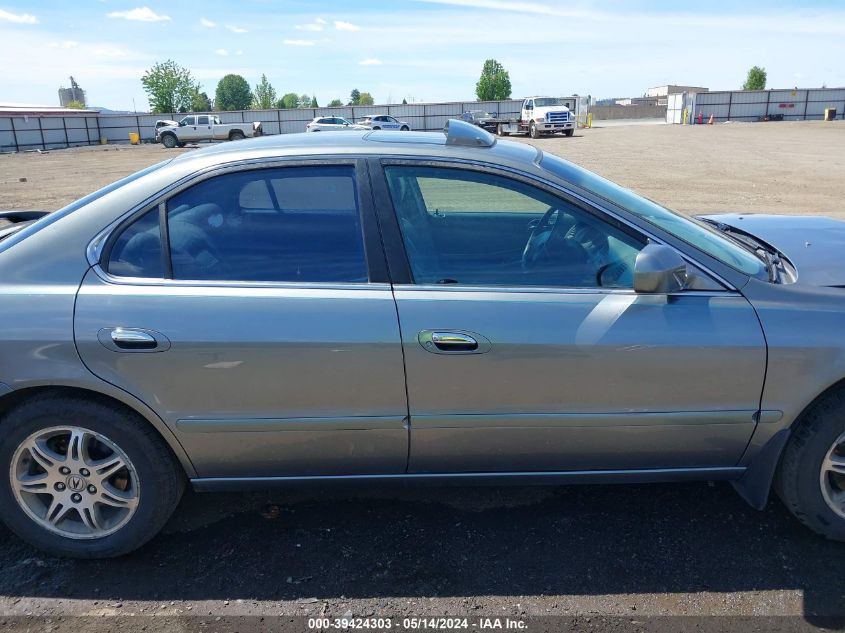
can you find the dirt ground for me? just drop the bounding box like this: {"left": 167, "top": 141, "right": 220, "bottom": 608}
{"left": 1, "top": 120, "right": 843, "bottom": 218}
{"left": 0, "top": 121, "right": 844, "bottom": 631}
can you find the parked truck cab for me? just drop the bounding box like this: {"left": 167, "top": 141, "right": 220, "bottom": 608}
{"left": 522, "top": 97, "right": 576, "bottom": 138}
{"left": 493, "top": 96, "right": 577, "bottom": 139}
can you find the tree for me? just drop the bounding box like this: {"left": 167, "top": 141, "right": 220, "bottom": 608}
{"left": 190, "top": 90, "right": 212, "bottom": 112}
{"left": 215, "top": 74, "right": 251, "bottom": 111}
{"left": 310, "top": 95, "right": 319, "bottom": 107}
{"left": 475, "top": 58, "right": 512, "bottom": 101}
{"left": 402, "top": 98, "right": 407, "bottom": 105}
{"left": 65, "top": 100, "right": 85, "bottom": 109}
{"left": 277, "top": 92, "right": 300, "bottom": 109}
{"left": 328, "top": 98, "right": 343, "bottom": 107}
{"left": 299, "top": 93, "right": 312, "bottom": 108}
{"left": 252, "top": 74, "right": 276, "bottom": 110}
{"left": 141, "top": 59, "right": 199, "bottom": 114}
{"left": 349, "top": 88, "right": 361, "bottom": 105}
{"left": 743, "top": 66, "right": 767, "bottom": 91}
{"left": 358, "top": 92, "right": 375, "bottom": 106}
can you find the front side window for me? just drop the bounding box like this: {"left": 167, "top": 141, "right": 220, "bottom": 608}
{"left": 107, "top": 166, "right": 368, "bottom": 283}
{"left": 384, "top": 166, "right": 644, "bottom": 288}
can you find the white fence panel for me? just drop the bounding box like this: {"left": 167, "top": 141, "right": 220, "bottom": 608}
{"left": 730, "top": 102, "right": 767, "bottom": 119}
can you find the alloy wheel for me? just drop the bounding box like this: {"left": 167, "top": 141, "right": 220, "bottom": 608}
{"left": 820, "top": 429, "right": 845, "bottom": 519}
{"left": 10, "top": 426, "right": 140, "bottom": 539}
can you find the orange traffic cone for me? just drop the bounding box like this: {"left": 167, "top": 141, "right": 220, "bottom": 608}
{"left": 708, "top": 114, "right": 714, "bottom": 125}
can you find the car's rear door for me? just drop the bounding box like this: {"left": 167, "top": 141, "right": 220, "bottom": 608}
{"left": 371, "top": 159, "right": 766, "bottom": 474}
{"left": 75, "top": 159, "right": 409, "bottom": 478}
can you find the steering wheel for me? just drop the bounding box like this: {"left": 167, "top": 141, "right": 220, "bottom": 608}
{"left": 522, "top": 207, "right": 591, "bottom": 282}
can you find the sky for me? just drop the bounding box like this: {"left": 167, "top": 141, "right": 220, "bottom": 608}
{"left": 1, "top": 0, "right": 844, "bottom": 111}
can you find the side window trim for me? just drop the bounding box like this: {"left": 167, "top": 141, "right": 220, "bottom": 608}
{"left": 100, "top": 158, "right": 390, "bottom": 286}
{"left": 158, "top": 201, "right": 173, "bottom": 278}
{"left": 371, "top": 158, "right": 730, "bottom": 292}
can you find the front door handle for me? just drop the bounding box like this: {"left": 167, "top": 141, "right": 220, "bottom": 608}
{"left": 111, "top": 329, "right": 157, "bottom": 350}
{"left": 97, "top": 328, "right": 170, "bottom": 353}
{"left": 431, "top": 332, "right": 477, "bottom": 351}
{"left": 418, "top": 330, "right": 491, "bottom": 354}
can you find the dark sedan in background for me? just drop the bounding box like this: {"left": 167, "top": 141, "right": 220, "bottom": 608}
{"left": 460, "top": 109, "right": 498, "bottom": 132}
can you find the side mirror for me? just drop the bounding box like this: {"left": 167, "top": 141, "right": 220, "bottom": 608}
{"left": 633, "top": 244, "right": 687, "bottom": 293}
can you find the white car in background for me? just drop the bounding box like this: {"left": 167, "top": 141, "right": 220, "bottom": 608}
{"left": 305, "top": 116, "right": 366, "bottom": 132}
{"left": 357, "top": 114, "right": 411, "bottom": 131}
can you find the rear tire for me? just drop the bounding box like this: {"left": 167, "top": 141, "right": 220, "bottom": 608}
{"left": 160, "top": 134, "right": 177, "bottom": 149}
{"left": 0, "top": 395, "right": 185, "bottom": 558}
{"left": 775, "top": 390, "right": 845, "bottom": 541}
{"left": 497, "top": 124, "right": 509, "bottom": 137}
{"left": 400, "top": 126, "right": 409, "bottom": 131}
{"left": 229, "top": 130, "right": 246, "bottom": 141}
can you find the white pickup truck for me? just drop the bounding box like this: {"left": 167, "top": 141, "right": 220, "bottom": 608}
{"left": 493, "top": 96, "right": 576, "bottom": 139}
{"left": 156, "top": 115, "right": 262, "bottom": 148}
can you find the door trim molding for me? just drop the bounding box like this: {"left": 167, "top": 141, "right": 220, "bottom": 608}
{"left": 176, "top": 415, "right": 408, "bottom": 433}
{"left": 409, "top": 411, "right": 759, "bottom": 429}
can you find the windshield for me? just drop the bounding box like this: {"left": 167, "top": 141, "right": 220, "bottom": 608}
{"left": 0, "top": 160, "right": 171, "bottom": 253}
{"left": 534, "top": 98, "right": 568, "bottom": 107}
{"left": 539, "top": 153, "right": 765, "bottom": 276}
{"left": 473, "top": 111, "right": 491, "bottom": 117}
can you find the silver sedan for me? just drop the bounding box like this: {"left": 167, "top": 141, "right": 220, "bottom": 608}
{"left": 0, "top": 120, "right": 844, "bottom": 558}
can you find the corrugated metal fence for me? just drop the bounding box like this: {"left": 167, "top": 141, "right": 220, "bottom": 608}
{"left": 684, "top": 88, "right": 845, "bottom": 123}
{"left": 0, "top": 100, "right": 524, "bottom": 152}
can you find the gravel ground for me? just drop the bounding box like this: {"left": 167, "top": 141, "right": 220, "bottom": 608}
{"left": 1, "top": 120, "right": 844, "bottom": 217}
{"left": 0, "top": 121, "right": 844, "bottom": 630}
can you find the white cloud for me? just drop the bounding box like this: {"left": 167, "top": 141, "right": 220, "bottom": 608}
{"left": 315, "top": 18, "right": 327, "bottom": 24}
{"left": 215, "top": 48, "right": 228, "bottom": 56}
{"left": 200, "top": 17, "right": 216, "bottom": 28}
{"left": 334, "top": 20, "right": 360, "bottom": 31}
{"left": 108, "top": 7, "right": 171, "bottom": 22}
{"left": 0, "top": 8, "right": 38, "bottom": 23}
{"left": 414, "top": 0, "right": 556, "bottom": 14}
{"left": 235, "top": 49, "right": 244, "bottom": 56}
{"left": 283, "top": 39, "right": 315, "bottom": 46}
{"left": 49, "top": 40, "right": 80, "bottom": 49}
{"left": 359, "top": 58, "right": 383, "bottom": 66}
{"left": 226, "top": 24, "right": 247, "bottom": 33}
{"left": 296, "top": 21, "right": 324, "bottom": 31}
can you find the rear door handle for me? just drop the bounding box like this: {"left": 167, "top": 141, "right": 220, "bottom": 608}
{"left": 418, "top": 330, "right": 491, "bottom": 354}
{"left": 97, "top": 328, "right": 170, "bottom": 353}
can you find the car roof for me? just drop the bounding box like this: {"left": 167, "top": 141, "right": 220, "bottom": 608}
{"left": 168, "top": 126, "right": 539, "bottom": 170}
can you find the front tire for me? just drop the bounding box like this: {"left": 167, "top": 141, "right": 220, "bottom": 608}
{"left": 564, "top": 129, "right": 575, "bottom": 137}
{"left": 160, "top": 134, "right": 177, "bottom": 149}
{"left": 529, "top": 122, "right": 539, "bottom": 139}
{"left": 400, "top": 126, "right": 409, "bottom": 131}
{"left": 776, "top": 390, "right": 845, "bottom": 541}
{"left": 0, "top": 395, "right": 184, "bottom": 558}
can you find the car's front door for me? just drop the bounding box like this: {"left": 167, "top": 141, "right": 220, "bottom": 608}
{"left": 74, "top": 160, "right": 408, "bottom": 478}
{"left": 374, "top": 161, "right": 767, "bottom": 474}
{"left": 179, "top": 116, "right": 200, "bottom": 141}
